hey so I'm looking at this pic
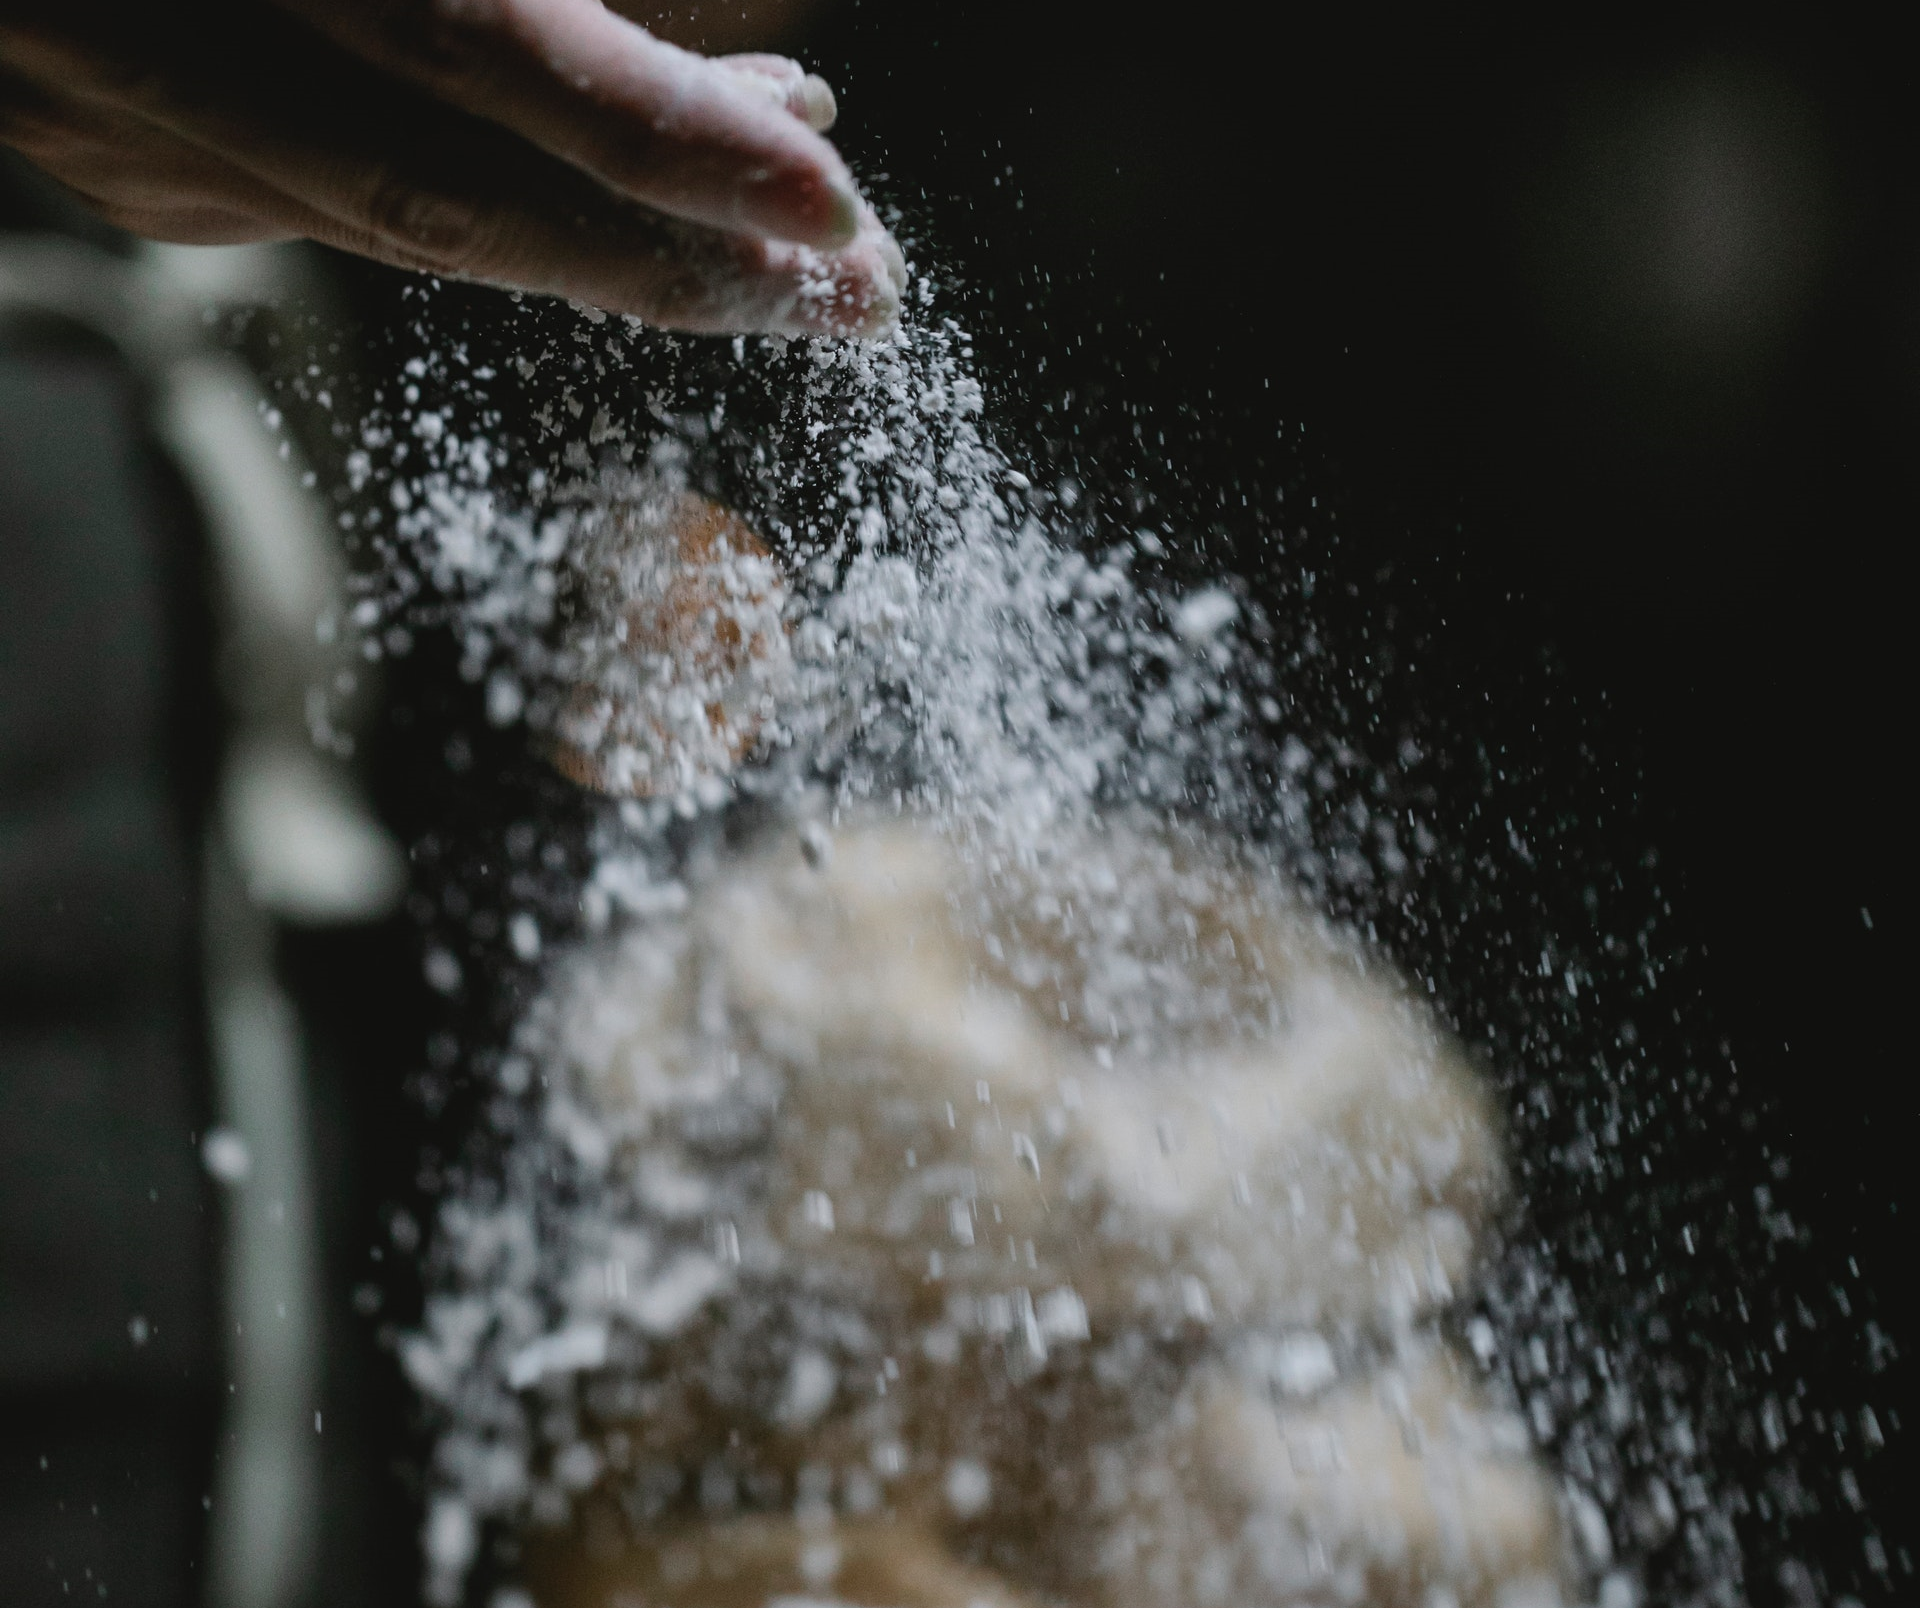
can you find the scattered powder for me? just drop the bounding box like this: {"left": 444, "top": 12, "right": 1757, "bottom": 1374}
{"left": 326, "top": 268, "right": 1800, "bottom": 1608}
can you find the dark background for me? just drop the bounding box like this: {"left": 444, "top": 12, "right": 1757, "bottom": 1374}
{"left": 783, "top": 1, "right": 1914, "bottom": 1600}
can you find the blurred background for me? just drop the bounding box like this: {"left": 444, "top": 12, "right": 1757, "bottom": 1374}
{"left": 3, "top": 1, "right": 1911, "bottom": 1605}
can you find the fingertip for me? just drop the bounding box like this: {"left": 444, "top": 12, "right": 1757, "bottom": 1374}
{"left": 716, "top": 54, "right": 837, "bottom": 131}
{"left": 799, "top": 74, "right": 838, "bottom": 132}
{"left": 578, "top": 212, "right": 897, "bottom": 339}
{"left": 822, "top": 177, "right": 862, "bottom": 247}
{"left": 771, "top": 247, "right": 901, "bottom": 341}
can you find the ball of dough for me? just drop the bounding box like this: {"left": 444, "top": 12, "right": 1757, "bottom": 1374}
{"left": 517, "top": 816, "right": 1556, "bottom": 1608}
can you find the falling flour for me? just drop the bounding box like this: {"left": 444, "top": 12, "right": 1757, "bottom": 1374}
{"left": 337, "top": 271, "right": 1765, "bottom": 1608}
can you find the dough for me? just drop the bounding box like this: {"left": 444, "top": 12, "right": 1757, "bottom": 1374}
{"left": 511, "top": 815, "right": 1571, "bottom": 1608}
{"left": 565, "top": 818, "right": 1503, "bottom": 1334}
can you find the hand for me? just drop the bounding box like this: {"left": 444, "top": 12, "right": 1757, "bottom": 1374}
{"left": 0, "top": 0, "right": 903, "bottom": 336}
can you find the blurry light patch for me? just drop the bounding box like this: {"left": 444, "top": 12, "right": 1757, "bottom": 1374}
{"left": 202, "top": 1126, "right": 254, "bottom": 1185}
{"left": 1524, "top": 58, "right": 1835, "bottom": 376}
{"left": 222, "top": 734, "right": 406, "bottom": 923}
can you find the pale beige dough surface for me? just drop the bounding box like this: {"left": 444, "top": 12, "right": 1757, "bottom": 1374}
{"left": 520, "top": 817, "right": 1576, "bottom": 1608}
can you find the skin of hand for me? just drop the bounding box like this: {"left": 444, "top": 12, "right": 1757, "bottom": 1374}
{"left": 0, "top": 0, "right": 903, "bottom": 336}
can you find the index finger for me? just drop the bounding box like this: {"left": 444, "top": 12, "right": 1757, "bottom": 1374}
{"left": 269, "top": 0, "right": 863, "bottom": 249}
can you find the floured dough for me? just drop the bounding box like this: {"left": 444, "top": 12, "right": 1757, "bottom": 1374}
{"left": 566, "top": 818, "right": 1503, "bottom": 1334}
{"left": 514, "top": 815, "right": 1571, "bottom": 1608}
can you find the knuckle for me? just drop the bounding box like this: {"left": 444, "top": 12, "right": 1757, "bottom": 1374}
{"left": 357, "top": 171, "right": 419, "bottom": 240}
{"left": 643, "top": 266, "right": 757, "bottom": 334}
{"left": 360, "top": 170, "right": 479, "bottom": 256}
